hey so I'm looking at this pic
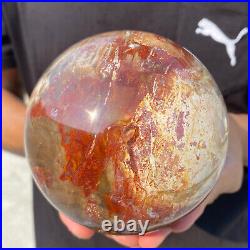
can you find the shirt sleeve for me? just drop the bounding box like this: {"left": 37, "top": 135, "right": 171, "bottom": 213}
{"left": 2, "top": 17, "right": 16, "bottom": 69}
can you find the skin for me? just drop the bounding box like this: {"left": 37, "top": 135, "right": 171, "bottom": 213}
{"left": 3, "top": 68, "right": 247, "bottom": 248}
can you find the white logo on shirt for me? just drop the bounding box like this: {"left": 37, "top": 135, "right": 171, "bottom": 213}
{"left": 195, "top": 18, "right": 248, "bottom": 67}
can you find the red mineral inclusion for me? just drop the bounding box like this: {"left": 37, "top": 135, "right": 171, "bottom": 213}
{"left": 25, "top": 31, "right": 228, "bottom": 233}
{"left": 176, "top": 111, "right": 185, "bottom": 141}
{"left": 32, "top": 166, "right": 52, "bottom": 188}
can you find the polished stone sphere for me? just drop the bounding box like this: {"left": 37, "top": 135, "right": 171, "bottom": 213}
{"left": 25, "top": 31, "right": 228, "bottom": 234}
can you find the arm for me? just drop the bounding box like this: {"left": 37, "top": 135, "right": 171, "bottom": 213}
{"left": 2, "top": 68, "right": 26, "bottom": 155}
{"left": 231, "top": 113, "right": 248, "bottom": 166}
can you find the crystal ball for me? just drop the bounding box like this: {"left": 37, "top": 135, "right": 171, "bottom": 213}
{"left": 25, "top": 31, "right": 228, "bottom": 234}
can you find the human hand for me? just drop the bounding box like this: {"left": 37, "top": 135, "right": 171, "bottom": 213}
{"left": 59, "top": 113, "right": 245, "bottom": 247}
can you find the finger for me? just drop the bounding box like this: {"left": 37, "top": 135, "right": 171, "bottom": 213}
{"left": 138, "top": 228, "right": 171, "bottom": 248}
{"left": 108, "top": 234, "right": 139, "bottom": 248}
{"left": 170, "top": 203, "right": 205, "bottom": 233}
{"left": 59, "top": 212, "right": 95, "bottom": 239}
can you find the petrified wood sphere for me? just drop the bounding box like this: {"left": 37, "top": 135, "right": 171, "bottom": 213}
{"left": 25, "top": 31, "right": 228, "bottom": 234}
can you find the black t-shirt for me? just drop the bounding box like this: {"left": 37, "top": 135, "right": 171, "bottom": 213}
{"left": 3, "top": 2, "right": 248, "bottom": 247}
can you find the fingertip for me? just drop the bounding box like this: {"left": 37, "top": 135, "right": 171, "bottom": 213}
{"left": 59, "top": 212, "right": 95, "bottom": 239}
{"left": 170, "top": 204, "right": 205, "bottom": 233}
{"left": 138, "top": 228, "right": 171, "bottom": 248}
{"left": 109, "top": 234, "right": 139, "bottom": 248}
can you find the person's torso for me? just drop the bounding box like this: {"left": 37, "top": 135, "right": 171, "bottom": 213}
{"left": 3, "top": 3, "right": 248, "bottom": 247}
{"left": 3, "top": 3, "right": 248, "bottom": 112}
